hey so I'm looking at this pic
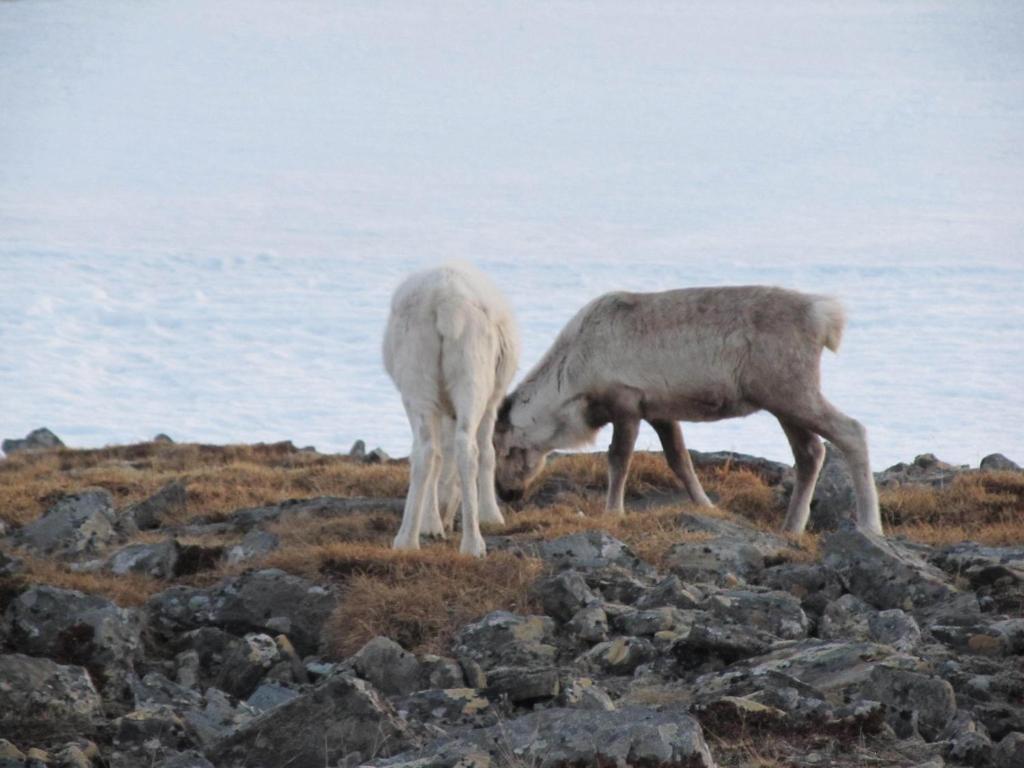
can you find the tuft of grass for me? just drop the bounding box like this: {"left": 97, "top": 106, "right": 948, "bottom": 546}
{"left": 321, "top": 546, "right": 542, "bottom": 657}
{"left": 1, "top": 554, "right": 163, "bottom": 608}
{"left": 880, "top": 470, "right": 1024, "bottom": 530}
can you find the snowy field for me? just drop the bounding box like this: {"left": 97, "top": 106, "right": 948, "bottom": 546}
{"left": 1, "top": 1, "right": 1022, "bottom": 469}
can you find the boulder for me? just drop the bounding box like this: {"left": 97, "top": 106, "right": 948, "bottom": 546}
{"left": 757, "top": 562, "right": 845, "bottom": 619}
{"left": 485, "top": 666, "right": 560, "bottom": 703}
{"left": 809, "top": 443, "right": 858, "bottom": 531}
{"left": 4, "top": 585, "right": 143, "bottom": 695}
{"left": 864, "top": 665, "right": 957, "bottom": 741}
{"left": 350, "top": 636, "right": 423, "bottom": 697}
{"left": 146, "top": 568, "right": 335, "bottom": 655}
{"left": 107, "top": 539, "right": 181, "bottom": 578}
{"left": 2, "top": 427, "right": 64, "bottom": 455}
{"left": 876, "top": 453, "right": 968, "bottom": 488}
{"left": 154, "top": 753, "right": 214, "bottom": 768}
{"left": 664, "top": 513, "right": 791, "bottom": 585}
{"left": 994, "top": 732, "right": 1024, "bottom": 768}
{"left": 634, "top": 575, "right": 703, "bottom": 611}
{"left": 12, "top": 488, "right": 117, "bottom": 555}
{"left": 0, "top": 654, "right": 103, "bottom": 738}
{"left": 707, "top": 589, "right": 809, "bottom": 639}
{"left": 868, "top": 609, "right": 921, "bottom": 651}
{"left": 820, "top": 593, "right": 875, "bottom": 641}
{"left": 532, "top": 531, "right": 655, "bottom": 579}
{"left": 823, "top": 524, "right": 966, "bottom": 613}
{"left": 215, "top": 632, "right": 281, "bottom": 698}
{"left": 370, "top": 705, "right": 716, "bottom": 768}
{"left": 980, "top": 453, "right": 1021, "bottom": 472}
{"left": 533, "top": 570, "right": 599, "bottom": 622}
{"left": 452, "top": 611, "right": 556, "bottom": 670}
{"left": 576, "top": 636, "right": 657, "bottom": 675}
{"left": 223, "top": 529, "right": 280, "bottom": 565}
{"left": 673, "top": 620, "right": 775, "bottom": 667}
{"left": 395, "top": 687, "right": 495, "bottom": 730}
{"left": 208, "top": 675, "right": 417, "bottom": 767}
{"left": 245, "top": 682, "right": 300, "bottom": 713}
{"left": 566, "top": 604, "right": 610, "bottom": 644}
{"left": 122, "top": 480, "right": 188, "bottom": 531}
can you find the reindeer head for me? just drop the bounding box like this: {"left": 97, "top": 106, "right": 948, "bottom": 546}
{"left": 493, "top": 395, "right": 549, "bottom": 502}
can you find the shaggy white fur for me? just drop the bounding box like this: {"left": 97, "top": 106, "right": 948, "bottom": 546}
{"left": 383, "top": 263, "right": 520, "bottom": 557}
{"left": 494, "top": 285, "right": 882, "bottom": 536}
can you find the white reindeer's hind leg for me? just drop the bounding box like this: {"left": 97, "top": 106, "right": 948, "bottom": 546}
{"left": 393, "top": 407, "right": 441, "bottom": 550}
{"left": 779, "top": 420, "right": 826, "bottom": 534}
{"left": 794, "top": 396, "right": 882, "bottom": 535}
{"left": 650, "top": 420, "right": 713, "bottom": 507}
{"left": 476, "top": 401, "right": 505, "bottom": 526}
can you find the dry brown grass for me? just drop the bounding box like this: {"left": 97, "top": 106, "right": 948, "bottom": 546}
{"left": 320, "top": 546, "right": 543, "bottom": 657}
{"left": 1, "top": 553, "right": 163, "bottom": 607}
{"left": 0, "top": 441, "right": 408, "bottom": 527}
{"left": 880, "top": 470, "right": 1024, "bottom": 528}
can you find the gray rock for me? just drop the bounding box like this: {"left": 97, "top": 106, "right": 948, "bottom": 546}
{"left": 485, "top": 665, "right": 560, "bottom": 703}
{"left": 0, "top": 654, "right": 103, "bottom": 738}
{"left": 216, "top": 632, "right": 281, "bottom": 698}
{"left": 419, "top": 654, "right": 466, "bottom": 689}
{"left": 12, "top": 488, "right": 117, "bottom": 555}
{"left": 809, "top": 443, "right": 858, "bottom": 531}
{"left": 820, "top": 593, "right": 875, "bottom": 641}
{"left": 154, "top": 752, "right": 214, "bottom": 768}
{"left": 994, "top": 732, "right": 1024, "bottom": 768}
{"left": 664, "top": 512, "right": 791, "bottom": 585}
{"left": 224, "top": 529, "right": 279, "bottom": 565}
{"left": 107, "top": 539, "right": 181, "bottom": 578}
{"left": 246, "top": 682, "right": 301, "bottom": 713}
{"left": 757, "top": 562, "right": 845, "bottom": 619}
{"left": 576, "top": 636, "right": 657, "bottom": 675}
{"left": 865, "top": 665, "right": 957, "bottom": 741}
{"left": 689, "top": 449, "right": 793, "bottom": 485}
{"left": 351, "top": 636, "right": 423, "bottom": 696}
{"left": 613, "top": 606, "right": 693, "bottom": 637}
{"left": 0, "top": 550, "right": 23, "bottom": 577}
{"left": 152, "top": 433, "right": 175, "bottom": 444}
{"left": 876, "top": 453, "right": 968, "bottom": 488}
{"left": 930, "top": 622, "right": 1017, "bottom": 657}
{"left": 350, "top": 439, "right": 367, "bottom": 459}
{"left": 708, "top": 589, "right": 809, "bottom": 639}
{"left": 396, "top": 687, "right": 496, "bottom": 729}
{"left": 452, "top": 611, "right": 556, "bottom": 670}
{"left": 123, "top": 480, "right": 187, "bottom": 531}
{"left": 823, "top": 524, "right": 967, "bottom": 613}
{"left": 111, "top": 705, "right": 198, "bottom": 761}
{"left": 371, "top": 705, "right": 715, "bottom": 768}
{"left": 980, "top": 453, "right": 1021, "bottom": 472}
{"left": 4, "top": 585, "right": 143, "bottom": 696}
{"left": 673, "top": 621, "right": 774, "bottom": 667}
{"left": 533, "top": 570, "right": 599, "bottom": 622}
{"left": 365, "top": 447, "right": 391, "bottom": 463}
{"left": 146, "top": 568, "right": 335, "bottom": 655}
{"left": 2, "top": 427, "right": 64, "bottom": 455}
{"left": 559, "top": 676, "right": 616, "bottom": 711}
{"left": 208, "top": 674, "right": 417, "bottom": 767}
{"left": 869, "top": 609, "right": 921, "bottom": 651}
{"left": 226, "top": 495, "right": 404, "bottom": 531}
{"left": 635, "top": 574, "right": 703, "bottom": 610}
{"left": 566, "top": 604, "right": 610, "bottom": 644}
{"left": 533, "top": 531, "right": 655, "bottom": 578}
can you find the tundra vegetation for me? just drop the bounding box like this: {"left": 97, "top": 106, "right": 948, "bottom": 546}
{"left": 0, "top": 437, "right": 1022, "bottom": 767}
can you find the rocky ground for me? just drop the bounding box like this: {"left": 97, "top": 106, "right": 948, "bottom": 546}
{"left": 0, "top": 429, "right": 1022, "bottom": 768}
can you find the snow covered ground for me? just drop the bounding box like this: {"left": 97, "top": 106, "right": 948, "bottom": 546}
{"left": 2, "top": 1, "right": 1022, "bottom": 468}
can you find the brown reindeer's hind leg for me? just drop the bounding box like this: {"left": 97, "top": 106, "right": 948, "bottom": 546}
{"left": 606, "top": 419, "right": 639, "bottom": 514}
{"left": 650, "top": 419, "right": 714, "bottom": 507}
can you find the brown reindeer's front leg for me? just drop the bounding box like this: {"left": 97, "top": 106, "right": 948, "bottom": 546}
{"left": 650, "top": 419, "right": 714, "bottom": 507}
{"left": 607, "top": 419, "right": 639, "bottom": 514}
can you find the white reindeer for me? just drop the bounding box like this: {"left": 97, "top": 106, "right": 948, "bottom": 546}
{"left": 383, "top": 263, "right": 520, "bottom": 557}
{"left": 493, "top": 286, "right": 882, "bottom": 535}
